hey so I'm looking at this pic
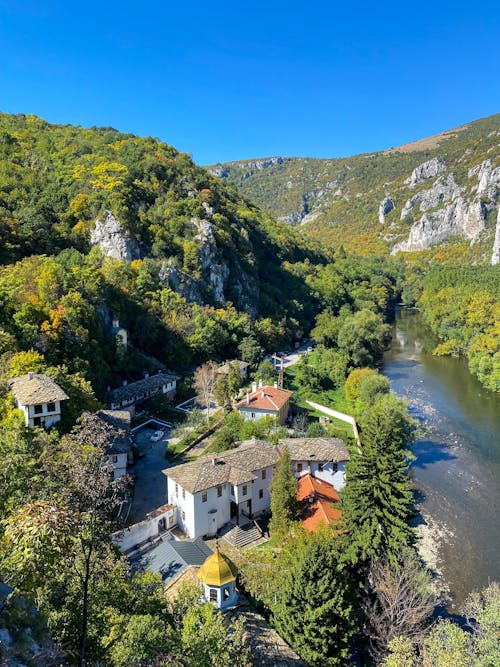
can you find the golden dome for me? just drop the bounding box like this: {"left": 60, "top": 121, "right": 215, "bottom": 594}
{"left": 198, "top": 548, "right": 237, "bottom": 586}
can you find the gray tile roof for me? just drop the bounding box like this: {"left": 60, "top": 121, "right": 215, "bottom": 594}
{"left": 217, "top": 359, "right": 249, "bottom": 375}
{"left": 163, "top": 440, "right": 279, "bottom": 494}
{"left": 278, "top": 438, "right": 350, "bottom": 463}
{"left": 96, "top": 410, "right": 133, "bottom": 455}
{"left": 108, "top": 372, "right": 180, "bottom": 404}
{"left": 9, "top": 374, "right": 69, "bottom": 405}
{"left": 132, "top": 538, "right": 212, "bottom": 583}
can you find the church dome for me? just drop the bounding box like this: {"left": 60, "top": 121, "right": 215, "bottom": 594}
{"left": 198, "top": 548, "right": 237, "bottom": 586}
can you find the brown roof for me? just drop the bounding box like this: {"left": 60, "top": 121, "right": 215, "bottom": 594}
{"left": 236, "top": 386, "right": 292, "bottom": 413}
{"left": 278, "top": 437, "right": 350, "bottom": 463}
{"left": 163, "top": 440, "right": 279, "bottom": 494}
{"left": 108, "top": 372, "right": 180, "bottom": 404}
{"left": 297, "top": 474, "right": 343, "bottom": 532}
{"left": 9, "top": 373, "right": 69, "bottom": 405}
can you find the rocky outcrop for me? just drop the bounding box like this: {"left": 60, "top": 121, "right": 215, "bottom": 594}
{"left": 208, "top": 166, "right": 229, "bottom": 178}
{"left": 405, "top": 158, "right": 446, "bottom": 187}
{"left": 378, "top": 197, "right": 395, "bottom": 224}
{"left": 492, "top": 209, "right": 500, "bottom": 265}
{"left": 468, "top": 159, "right": 500, "bottom": 199}
{"left": 401, "top": 174, "right": 463, "bottom": 219}
{"left": 90, "top": 211, "right": 141, "bottom": 262}
{"left": 193, "top": 217, "right": 230, "bottom": 303}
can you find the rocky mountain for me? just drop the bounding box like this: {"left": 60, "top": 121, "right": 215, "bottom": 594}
{"left": 0, "top": 112, "right": 323, "bottom": 317}
{"left": 208, "top": 114, "right": 500, "bottom": 263}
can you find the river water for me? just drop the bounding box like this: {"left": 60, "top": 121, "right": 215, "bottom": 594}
{"left": 383, "top": 308, "right": 500, "bottom": 608}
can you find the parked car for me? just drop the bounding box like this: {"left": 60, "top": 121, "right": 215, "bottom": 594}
{"left": 150, "top": 430, "right": 164, "bottom": 442}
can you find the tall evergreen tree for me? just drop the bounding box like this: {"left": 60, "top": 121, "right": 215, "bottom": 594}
{"left": 272, "top": 535, "right": 358, "bottom": 666}
{"left": 342, "top": 394, "right": 415, "bottom": 565}
{"left": 269, "top": 445, "right": 299, "bottom": 536}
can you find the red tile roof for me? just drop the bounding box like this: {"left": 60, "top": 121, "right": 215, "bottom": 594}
{"left": 236, "top": 386, "right": 292, "bottom": 413}
{"left": 297, "top": 474, "right": 343, "bottom": 532}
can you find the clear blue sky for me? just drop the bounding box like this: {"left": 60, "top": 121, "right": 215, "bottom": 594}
{"left": 0, "top": 0, "right": 498, "bottom": 164}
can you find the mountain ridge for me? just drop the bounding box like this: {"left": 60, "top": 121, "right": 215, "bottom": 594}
{"left": 207, "top": 114, "right": 500, "bottom": 263}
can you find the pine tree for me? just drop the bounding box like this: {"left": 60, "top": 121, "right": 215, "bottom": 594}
{"left": 269, "top": 445, "right": 299, "bottom": 536}
{"left": 342, "top": 395, "right": 415, "bottom": 565}
{"left": 272, "top": 535, "right": 358, "bottom": 666}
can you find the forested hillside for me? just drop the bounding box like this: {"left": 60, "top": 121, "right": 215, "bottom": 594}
{"left": 208, "top": 114, "right": 500, "bottom": 262}
{"left": 0, "top": 112, "right": 404, "bottom": 408}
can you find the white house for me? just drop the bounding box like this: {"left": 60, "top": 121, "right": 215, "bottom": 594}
{"left": 112, "top": 503, "right": 177, "bottom": 554}
{"left": 97, "top": 410, "right": 134, "bottom": 478}
{"left": 9, "top": 373, "right": 69, "bottom": 428}
{"left": 111, "top": 317, "right": 128, "bottom": 352}
{"left": 108, "top": 371, "right": 180, "bottom": 411}
{"left": 235, "top": 385, "right": 292, "bottom": 425}
{"left": 163, "top": 437, "right": 350, "bottom": 539}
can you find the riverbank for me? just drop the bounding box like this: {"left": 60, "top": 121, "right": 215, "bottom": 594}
{"left": 384, "top": 308, "right": 500, "bottom": 609}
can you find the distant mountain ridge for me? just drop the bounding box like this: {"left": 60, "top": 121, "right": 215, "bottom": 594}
{"left": 207, "top": 114, "right": 500, "bottom": 263}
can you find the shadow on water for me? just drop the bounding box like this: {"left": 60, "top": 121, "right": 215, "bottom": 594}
{"left": 411, "top": 439, "right": 458, "bottom": 471}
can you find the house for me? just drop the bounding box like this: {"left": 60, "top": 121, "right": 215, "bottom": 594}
{"left": 97, "top": 410, "right": 134, "bottom": 478}
{"left": 278, "top": 437, "right": 349, "bottom": 490}
{"left": 216, "top": 360, "right": 249, "bottom": 380}
{"left": 163, "top": 437, "right": 350, "bottom": 539}
{"left": 111, "top": 317, "right": 128, "bottom": 352}
{"left": 8, "top": 373, "right": 68, "bottom": 428}
{"left": 235, "top": 385, "right": 292, "bottom": 424}
{"left": 297, "top": 474, "right": 342, "bottom": 532}
{"left": 108, "top": 371, "right": 180, "bottom": 411}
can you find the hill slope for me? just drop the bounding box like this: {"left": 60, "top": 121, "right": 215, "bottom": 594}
{"left": 208, "top": 114, "right": 500, "bottom": 262}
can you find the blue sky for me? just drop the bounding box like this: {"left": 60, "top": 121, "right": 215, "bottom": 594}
{"left": 0, "top": 1, "right": 498, "bottom": 164}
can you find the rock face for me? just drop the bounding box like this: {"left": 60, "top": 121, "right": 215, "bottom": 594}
{"left": 378, "top": 197, "right": 395, "bottom": 224}
{"left": 393, "top": 158, "right": 499, "bottom": 254}
{"left": 193, "top": 217, "right": 230, "bottom": 303}
{"left": 492, "top": 209, "right": 500, "bottom": 265}
{"left": 90, "top": 211, "right": 141, "bottom": 261}
{"left": 405, "top": 157, "right": 446, "bottom": 187}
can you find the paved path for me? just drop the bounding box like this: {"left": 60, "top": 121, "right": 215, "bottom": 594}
{"left": 128, "top": 426, "right": 171, "bottom": 524}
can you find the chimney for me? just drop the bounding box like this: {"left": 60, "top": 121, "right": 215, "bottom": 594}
{"left": 258, "top": 379, "right": 263, "bottom": 389}
{"left": 144, "top": 371, "right": 149, "bottom": 379}
{"left": 112, "top": 317, "right": 119, "bottom": 328}
{"left": 252, "top": 382, "right": 257, "bottom": 393}
{"left": 274, "top": 381, "right": 278, "bottom": 389}
{"left": 246, "top": 392, "right": 250, "bottom": 405}
{"left": 122, "top": 380, "right": 128, "bottom": 386}
{"left": 261, "top": 390, "right": 265, "bottom": 399}
{"left": 212, "top": 457, "right": 217, "bottom": 466}
{"left": 28, "top": 372, "right": 34, "bottom": 380}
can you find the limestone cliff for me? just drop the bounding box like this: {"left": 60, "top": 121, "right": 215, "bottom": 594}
{"left": 90, "top": 211, "right": 141, "bottom": 262}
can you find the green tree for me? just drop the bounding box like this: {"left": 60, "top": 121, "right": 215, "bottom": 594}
{"left": 269, "top": 445, "right": 299, "bottom": 536}
{"left": 272, "top": 534, "right": 358, "bottom": 666}
{"left": 238, "top": 335, "right": 264, "bottom": 368}
{"left": 342, "top": 395, "right": 415, "bottom": 564}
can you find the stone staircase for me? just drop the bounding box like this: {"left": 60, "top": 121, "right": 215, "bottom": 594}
{"left": 221, "top": 521, "right": 263, "bottom": 548}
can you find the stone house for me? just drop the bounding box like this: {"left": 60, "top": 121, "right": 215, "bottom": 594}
{"left": 8, "top": 373, "right": 68, "bottom": 428}
{"left": 163, "top": 437, "right": 349, "bottom": 539}
{"left": 108, "top": 371, "right": 180, "bottom": 411}
{"left": 216, "top": 359, "right": 249, "bottom": 380}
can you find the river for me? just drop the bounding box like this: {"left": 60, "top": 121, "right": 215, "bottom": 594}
{"left": 383, "top": 308, "right": 500, "bottom": 609}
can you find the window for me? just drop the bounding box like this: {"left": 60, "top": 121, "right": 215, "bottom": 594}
{"left": 175, "top": 484, "right": 178, "bottom": 496}
{"left": 181, "top": 511, "right": 186, "bottom": 522}
{"left": 46, "top": 402, "right": 55, "bottom": 413}
{"left": 202, "top": 491, "right": 207, "bottom": 503}
{"left": 182, "top": 488, "right": 186, "bottom": 499}
{"left": 242, "top": 485, "right": 247, "bottom": 496}
{"left": 33, "top": 417, "right": 41, "bottom": 427}
{"left": 297, "top": 463, "right": 303, "bottom": 473}
{"left": 34, "top": 404, "right": 43, "bottom": 415}
{"left": 217, "top": 486, "right": 222, "bottom": 497}
{"left": 251, "top": 412, "right": 256, "bottom": 419}
{"left": 259, "top": 489, "right": 263, "bottom": 499}
{"left": 111, "top": 455, "right": 118, "bottom": 463}
{"left": 223, "top": 587, "right": 231, "bottom": 600}
{"left": 318, "top": 463, "right": 324, "bottom": 472}
{"left": 209, "top": 588, "right": 218, "bottom": 602}
{"left": 332, "top": 462, "right": 338, "bottom": 473}
{"left": 262, "top": 469, "right": 266, "bottom": 480}
{"left": 231, "top": 485, "right": 235, "bottom": 496}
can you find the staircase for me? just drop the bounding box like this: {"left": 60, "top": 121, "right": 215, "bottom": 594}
{"left": 221, "top": 521, "right": 263, "bottom": 548}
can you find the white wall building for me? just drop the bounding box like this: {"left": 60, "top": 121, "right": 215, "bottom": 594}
{"left": 163, "top": 437, "right": 350, "bottom": 539}
{"left": 235, "top": 385, "right": 292, "bottom": 425}
{"left": 108, "top": 371, "right": 180, "bottom": 411}
{"left": 9, "top": 373, "right": 69, "bottom": 428}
